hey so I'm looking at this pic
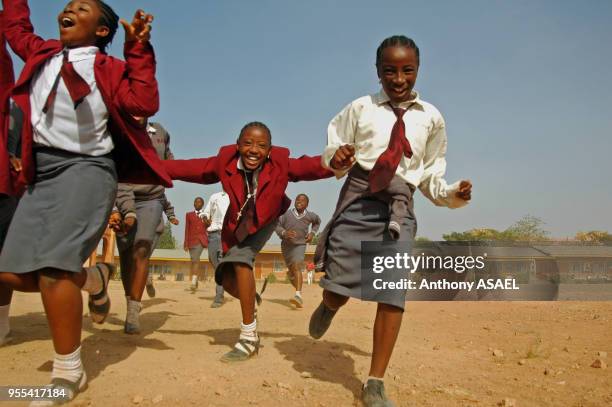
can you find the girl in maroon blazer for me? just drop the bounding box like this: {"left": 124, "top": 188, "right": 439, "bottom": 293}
{"left": 0, "top": 0, "right": 168, "bottom": 400}
{"left": 164, "top": 121, "right": 333, "bottom": 362}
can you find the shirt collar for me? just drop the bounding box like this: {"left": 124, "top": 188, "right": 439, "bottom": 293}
{"left": 60, "top": 46, "right": 99, "bottom": 62}
{"left": 374, "top": 89, "right": 422, "bottom": 109}
{"left": 292, "top": 207, "right": 308, "bottom": 218}
{"left": 146, "top": 124, "right": 156, "bottom": 134}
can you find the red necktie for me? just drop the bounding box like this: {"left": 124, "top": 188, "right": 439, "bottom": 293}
{"left": 43, "top": 51, "right": 91, "bottom": 113}
{"left": 368, "top": 103, "right": 413, "bottom": 193}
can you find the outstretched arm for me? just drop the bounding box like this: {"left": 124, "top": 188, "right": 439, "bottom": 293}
{"left": 162, "top": 157, "right": 220, "bottom": 185}
{"left": 288, "top": 155, "right": 334, "bottom": 182}
{"left": 1, "top": 0, "right": 43, "bottom": 61}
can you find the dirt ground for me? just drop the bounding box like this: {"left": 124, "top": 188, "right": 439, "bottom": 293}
{"left": 1, "top": 280, "right": 611, "bottom": 407}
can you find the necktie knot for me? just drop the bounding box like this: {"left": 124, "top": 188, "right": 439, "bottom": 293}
{"left": 391, "top": 106, "right": 406, "bottom": 119}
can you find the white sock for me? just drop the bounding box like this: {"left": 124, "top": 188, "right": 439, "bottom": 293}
{"left": 365, "top": 375, "right": 384, "bottom": 386}
{"left": 295, "top": 291, "right": 302, "bottom": 297}
{"left": 82, "top": 264, "right": 106, "bottom": 294}
{"left": 51, "top": 346, "right": 84, "bottom": 383}
{"left": 0, "top": 304, "right": 10, "bottom": 339}
{"left": 239, "top": 319, "right": 258, "bottom": 342}
{"left": 126, "top": 299, "right": 142, "bottom": 325}
{"left": 191, "top": 275, "right": 198, "bottom": 285}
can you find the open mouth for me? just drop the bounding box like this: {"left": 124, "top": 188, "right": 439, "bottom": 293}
{"left": 61, "top": 16, "right": 75, "bottom": 28}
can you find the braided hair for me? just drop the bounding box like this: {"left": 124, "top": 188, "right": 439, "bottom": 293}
{"left": 238, "top": 121, "right": 272, "bottom": 144}
{"left": 376, "top": 35, "right": 420, "bottom": 67}
{"left": 94, "top": 0, "right": 119, "bottom": 52}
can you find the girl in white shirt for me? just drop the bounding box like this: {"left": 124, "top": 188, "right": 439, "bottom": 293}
{"left": 310, "top": 35, "right": 472, "bottom": 407}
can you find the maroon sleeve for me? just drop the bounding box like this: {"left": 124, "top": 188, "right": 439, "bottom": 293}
{"left": 115, "top": 41, "right": 159, "bottom": 117}
{"left": 1, "top": 0, "right": 43, "bottom": 61}
{"left": 287, "top": 155, "right": 335, "bottom": 182}
{"left": 162, "top": 157, "right": 221, "bottom": 185}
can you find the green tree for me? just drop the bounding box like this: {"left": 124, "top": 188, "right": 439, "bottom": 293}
{"left": 505, "top": 215, "right": 549, "bottom": 241}
{"left": 157, "top": 221, "right": 177, "bottom": 249}
{"left": 575, "top": 231, "right": 612, "bottom": 244}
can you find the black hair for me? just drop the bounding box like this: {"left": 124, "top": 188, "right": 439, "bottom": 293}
{"left": 296, "top": 193, "right": 309, "bottom": 203}
{"left": 376, "top": 35, "right": 420, "bottom": 67}
{"left": 238, "top": 121, "right": 272, "bottom": 144}
{"left": 194, "top": 197, "right": 204, "bottom": 204}
{"left": 94, "top": 0, "right": 119, "bottom": 51}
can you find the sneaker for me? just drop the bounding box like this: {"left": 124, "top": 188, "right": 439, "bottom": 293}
{"left": 29, "top": 372, "right": 88, "bottom": 406}
{"left": 361, "top": 379, "right": 396, "bottom": 407}
{"left": 308, "top": 301, "right": 337, "bottom": 339}
{"left": 220, "top": 337, "right": 260, "bottom": 363}
{"left": 210, "top": 298, "right": 224, "bottom": 308}
{"left": 124, "top": 300, "right": 142, "bottom": 335}
{"left": 289, "top": 295, "right": 304, "bottom": 308}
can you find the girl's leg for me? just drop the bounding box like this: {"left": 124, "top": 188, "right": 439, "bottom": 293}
{"left": 234, "top": 262, "right": 256, "bottom": 325}
{"left": 288, "top": 263, "right": 304, "bottom": 308}
{"left": 0, "top": 284, "right": 14, "bottom": 344}
{"left": 362, "top": 303, "right": 403, "bottom": 407}
{"left": 124, "top": 241, "right": 151, "bottom": 335}
{"left": 38, "top": 269, "right": 84, "bottom": 354}
{"left": 128, "top": 241, "right": 152, "bottom": 302}
{"left": 309, "top": 289, "right": 349, "bottom": 339}
{"left": 0, "top": 272, "right": 40, "bottom": 292}
{"left": 369, "top": 303, "right": 403, "bottom": 377}
{"left": 220, "top": 262, "right": 259, "bottom": 362}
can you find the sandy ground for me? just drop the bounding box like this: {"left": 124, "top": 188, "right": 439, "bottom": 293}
{"left": 1, "top": 280, "right": 611, "bottom": 407}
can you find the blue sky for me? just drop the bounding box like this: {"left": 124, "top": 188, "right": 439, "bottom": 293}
{"left": 6, "top": 0, "right": 612, "bottom": 242}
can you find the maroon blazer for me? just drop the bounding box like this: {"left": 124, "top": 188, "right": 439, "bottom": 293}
{"left": 184, "top": 211, "right": 209, "bottom": 250}
{"left": 164, "top": 145, "right": 334, "bottom": 253}
{"left": 2, "top": 0, "right": 172, "bottom": 190}
{"left": 0, "top": 11, "right": 16, "bottom": 196}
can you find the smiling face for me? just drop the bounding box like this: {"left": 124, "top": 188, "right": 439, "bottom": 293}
{"left": 58, "top": 0, "right": 109, "bottom": 48}
{"left": 377, "top": 45, "right": 419, "bottom": 104}
{"left": 294, "top": 194, "right": 309, "bottom": 212}
{"left": 236, "top": 127, "right": 272, "bottom": 171}
{"left": 194, "top": 198, "right": 204, "bottom": 211}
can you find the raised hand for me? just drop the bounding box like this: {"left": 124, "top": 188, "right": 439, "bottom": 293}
{"left": 331, "top": 144, "right": 356, "bottom": 170}
{"left": 455, "top": 180, "right": 472, "bottom": 201}
{"left": 120, "top": 10, "right": 154, "bottom": 43}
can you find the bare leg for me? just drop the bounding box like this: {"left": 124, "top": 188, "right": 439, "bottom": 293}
{"left": 229, "top": 263, "right": 255, "bottom": 324}
{"left": 369, "top": 303, "right": 403, "bottom": 377}
{"left": 119, "top": 247, "right": 133, "bottom": 297}
{"left": 128, "top": 242, "right": 151, "bottom": 302}
{"left": 322, "top": 289, "right": 349, "bottom": 310}
{"left": 0, "top": 284, "right": 13, "bottom": 306}
{"left": 38, "top": 269, "right": 84, "bottom": 354}
{"left": 0, "top": 272, "right": 41, "bottom": 292}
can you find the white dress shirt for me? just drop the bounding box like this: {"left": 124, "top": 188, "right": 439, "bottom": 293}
{"left": 203, "top": 192, "right": 230, "bottom": 232}
{"left": 30, "top": 46, "right": 114, "bottom": 156}
{"left": 322, "top": 89, "right": 466, "bottom": 208}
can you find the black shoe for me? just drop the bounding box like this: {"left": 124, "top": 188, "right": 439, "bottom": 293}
{"left": 361, "top": 379, "right": 396, "bottom": 407}
{"left": 145, "top": 282, "right": 156, "bottom": 298}
{"left": 308, "top": 301, "right": 337, "bottom": 339}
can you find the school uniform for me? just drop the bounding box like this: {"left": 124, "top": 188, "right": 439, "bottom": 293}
{"left": 163, "top": 144, "right": 333, "bottom": 284}
{"left": 0, "top": 0, "right": 167, "bottom": 274}
{"left": 184, "top": 210, "right": 209, "bottom": 261}
{"left": 0, "top": 11, "right": 16, "bottom": 197}
{"left": 275, "top": 207, "right": 321, "bottom": 266}
{"left": 316, "top": 89, "right": 467, "bottom": 309}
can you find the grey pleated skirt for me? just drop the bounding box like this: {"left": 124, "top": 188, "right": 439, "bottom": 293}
{"left": 0, "top": 148, "right": 117, "bottom": 273}
{"left": 319, "top": 196, "right": 416, "bottom": 309}
{"left": 215, "top": 220, "right": 277, "bottom": 285}
{"left": 281, "top": 241, "right": 307, "bottom": 267}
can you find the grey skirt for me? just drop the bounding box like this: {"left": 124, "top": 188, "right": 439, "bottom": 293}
{"left": 0, "top": 148, "right": 117, "bottom": 273}
{"left": 215, "top": 220, "right": 277, "bottom": 285}
{"left": 281, "top": 241, "right": 306, "bottom": 267}
{"left": 319, "top": 196, "right": 416, "bottom": 309}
